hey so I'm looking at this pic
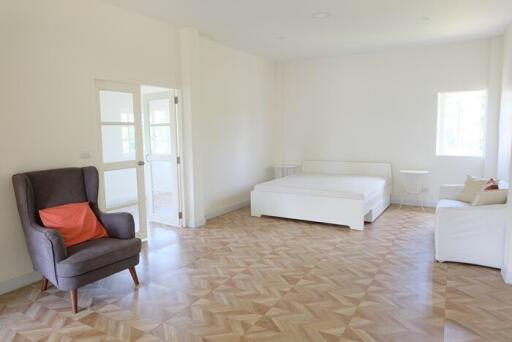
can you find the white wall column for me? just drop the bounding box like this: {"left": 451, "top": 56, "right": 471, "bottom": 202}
{"left": 497, "top": 27, "right": 512, "bottom": 181}
{"left": 500, "top": 25, "right": 512, "bottom": 284}
{"left": 502, "top": 145, "right": 512, "bottom": 283}
{"left": 179, "top": 27, "right": 206, "bottom": 228}
{"left": 484, "top": 36, "right": 503, "bottom": 178}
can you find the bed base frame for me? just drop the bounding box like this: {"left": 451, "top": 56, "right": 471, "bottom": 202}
{"left": 250, "top": 161, "right": 392, "bottom": 230}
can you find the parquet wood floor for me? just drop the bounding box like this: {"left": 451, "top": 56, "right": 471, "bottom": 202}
{"left": 1, "top": 205, "right": 512, "bottom": 341}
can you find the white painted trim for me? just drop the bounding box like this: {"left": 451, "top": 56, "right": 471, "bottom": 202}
{"left": 0, "top": 271, "right": 40, "bottom": 295}
{"left": 502, "top": 265, "right": 512, "bottom": 284}
{"left": 205, "top": 201, "right": 250, "bottom": 220}
{"left": 174, "top": 89, "right": 187, "bottom": 228}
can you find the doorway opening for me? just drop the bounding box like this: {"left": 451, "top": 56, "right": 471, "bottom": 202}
{"left": 95, "top": 80, "right": 183, "bottom": 240}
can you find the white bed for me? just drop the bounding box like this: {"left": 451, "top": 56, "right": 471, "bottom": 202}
{"left": 251, "top": 161, "right": 392, "bottom": 230}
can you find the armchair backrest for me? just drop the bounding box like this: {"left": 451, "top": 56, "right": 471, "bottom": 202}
{"left": 13, "top": 166, "right": 100, "bottom": 225}
{"left": 27, "top": 168, "right": 87, "bottom": 209}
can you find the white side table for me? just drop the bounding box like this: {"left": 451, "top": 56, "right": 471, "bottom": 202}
{"left": 274, "top": 164, "right": 301, "bottom": 179}
{"left": 398, "top": 170, "right": 430, "bottom": 210}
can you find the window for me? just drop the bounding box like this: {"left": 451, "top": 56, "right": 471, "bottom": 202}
{"left": 436, "top": 90, "right": 487, "bottom": 157}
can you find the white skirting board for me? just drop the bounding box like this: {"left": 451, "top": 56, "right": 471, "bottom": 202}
{"left": 186, "top": 217, "right": 207, "bottom": 228}
{"left": 183, "top": 200, "right": 251, "bottom": 228}
{"left": 0, "top": 271, "right": 40, "bottom": 295}
{"left": 205, "top": 200, "right": 250, "bottom": 220}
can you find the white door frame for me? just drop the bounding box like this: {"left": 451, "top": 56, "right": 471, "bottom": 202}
{"left": 95, "top": 79, "right": 148, "bottom": 239}
{"left": 175, "top": 89, "right": 186, "bottom": 227}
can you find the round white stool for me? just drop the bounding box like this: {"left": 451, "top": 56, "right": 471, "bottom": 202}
{"left": 398, "top": 169, "right": 430, "bottom": 210}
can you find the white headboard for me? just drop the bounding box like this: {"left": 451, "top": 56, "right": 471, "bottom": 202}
{"left": 302, "top": 160, "right": 392, "bottom": 179}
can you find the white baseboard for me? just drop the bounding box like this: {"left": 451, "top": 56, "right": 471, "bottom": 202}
{"left": 391, "top": 197, "right": 437, "bottom": 208}
{"left": 183, "top": 200, "right": 250, "bottom": 228}
{"left": 205, "top": 200, "right": 251, "bottom": 220}
{"left": 502, "top": 266, "right": 512, "bottom": 284}
{"left": 0, "top": 271, "right": 40, "bottom": 295}
{"left": 185, "top": 217, "right": 206, "bottom": 228}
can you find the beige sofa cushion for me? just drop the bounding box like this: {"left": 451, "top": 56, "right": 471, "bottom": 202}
{"left": 472, "top": 189, "right": 508, "bottom": 206}
{"left": 457, "top": 176, "right": 487, "bottom": 203}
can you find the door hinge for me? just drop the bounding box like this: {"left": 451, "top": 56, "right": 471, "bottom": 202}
{"left": 178, "top": 211, "right": 183, "bottom": 219}
{"left": 176, "top": 156, "right": 181, "bottom": 164}
{"left": 174, "top": 96, "right": 179, "bottom": 104}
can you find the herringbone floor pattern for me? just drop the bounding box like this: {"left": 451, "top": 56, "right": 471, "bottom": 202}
{"left": 1, "top": 205, "right": 512, "bottom": 341}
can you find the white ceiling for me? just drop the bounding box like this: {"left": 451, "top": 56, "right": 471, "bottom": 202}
{"left": 102, "top": 0, "right": 512, "bottom": 61}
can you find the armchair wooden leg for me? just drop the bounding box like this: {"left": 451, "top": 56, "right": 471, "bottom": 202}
{"left": 128, "top": 266, "right": 139, "bottom": 286}
{"left": 70, "top": 289, "right": 78, "bottom": 314}
{"left": 41, "top": 277, "right": 48, "bottom": 292}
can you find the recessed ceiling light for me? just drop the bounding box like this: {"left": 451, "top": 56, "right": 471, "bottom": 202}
{"left": 312, "top": 12, "right": 331, "bottom": 19}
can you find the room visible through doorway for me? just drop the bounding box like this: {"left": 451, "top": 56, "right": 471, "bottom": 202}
{"left": 95, "top": 80, "right": 183, "bottom": 240}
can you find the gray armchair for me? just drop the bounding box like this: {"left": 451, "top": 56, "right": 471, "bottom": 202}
{"left": 12, "top": 166, "right": 141, "bottom": 313}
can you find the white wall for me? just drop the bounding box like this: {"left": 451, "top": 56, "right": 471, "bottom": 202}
{"left": 199, "top": 36, "right": 280, "bottom": 217}
{"left": 0, "top": 0, "right": 180, "bottom": 288}
{"left": 0, "top": 1, "right": 280, "bottom": 291}
{"left": 282, "top": 39, "right": 502, "bottom": 204}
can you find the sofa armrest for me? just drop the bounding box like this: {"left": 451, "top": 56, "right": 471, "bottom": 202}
{"left": 439, "top": 184, "right": 464, "bottom": 200}
{"left": 437, "top": 203, "right": 507, "bottom": 213}
{"left": 435, "top": 203, "right": 507, "bottom": 268}
{"left": 97, "top": 211, "right": 135, "bottom": 239}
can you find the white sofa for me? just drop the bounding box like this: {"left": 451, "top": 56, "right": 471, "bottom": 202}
{"left": 435, "top": 184, "right": 508, "bottom": 269}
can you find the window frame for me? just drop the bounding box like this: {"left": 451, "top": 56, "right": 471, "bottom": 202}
{"left": 435, "top": 90, "right": 488, "bottom": 158}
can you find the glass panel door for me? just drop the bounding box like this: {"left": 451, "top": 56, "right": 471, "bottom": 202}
{"left": 142, "top": 90, "right": 180, "bottom": 226}
{"left": 96, "top": 80, "right": 147, "bottom": 239}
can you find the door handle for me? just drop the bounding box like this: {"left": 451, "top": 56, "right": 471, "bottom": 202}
{"left": 138, "top": 161, "right": 145, "bottom": 166}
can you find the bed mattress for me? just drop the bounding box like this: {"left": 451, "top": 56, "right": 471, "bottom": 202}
{"left": 254, "top": 173, "right": 390, "bottom": 201}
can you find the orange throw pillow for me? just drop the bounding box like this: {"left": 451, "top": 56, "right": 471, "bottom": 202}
{"left": 39, "top": 202, "right": 109, "bottom": 247}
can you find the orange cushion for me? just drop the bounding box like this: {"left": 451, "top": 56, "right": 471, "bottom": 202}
{"left": 39, "top": 202, "right": 109, "bottom": 247}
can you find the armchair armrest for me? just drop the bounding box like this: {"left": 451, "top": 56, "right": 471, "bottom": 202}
{"left": 29, "top": 224, "right": 67, "bottom": 262}
{"left": 439, "top": 184, "right": 464, "bottom": 200}
{"left": 12, "top": 173, "right": 66, "bottom": 281}
{"left": 97, "top": 211, "right": 135, "bottom": 239}
{"left": 22, "top": 223, "right": 67, "bottom": 285}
